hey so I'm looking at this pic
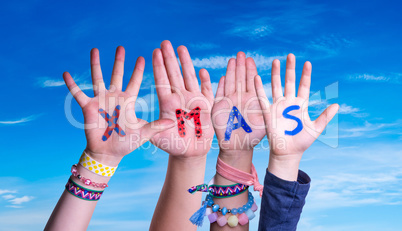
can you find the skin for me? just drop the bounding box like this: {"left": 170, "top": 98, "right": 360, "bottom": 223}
{"left": 210, "top": 53, "right": 339, "bottom": 231}
{"left": 211, "top": 52, "right": 266, "bottom": 231}
{"left": 149, "top": 41, "right": 215, "bottom": 231}
{"left": 254, "top": 54, "right": 339, "bottom": 181}
{"left": 45, "top": 46, "right": 175, "bottom": 231}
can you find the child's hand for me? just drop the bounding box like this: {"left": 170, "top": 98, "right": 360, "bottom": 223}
{"left": 63, "top": 46, "right": 174, "bottom": 166}
{"left": 212, "top": 52, "right": 266, "bottom": 156}
{"left": 150, "top": 41, "right": 215, "bottom": 157}
{"left": 254, "top": 54, "right": 339, "bottom": 180}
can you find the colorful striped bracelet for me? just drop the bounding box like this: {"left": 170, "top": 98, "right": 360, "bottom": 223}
{"left": 188, "top": 183, "right": 249, "bottom": 198}
{"left": 65, "top": 178, "right": 104, "bottom": 201}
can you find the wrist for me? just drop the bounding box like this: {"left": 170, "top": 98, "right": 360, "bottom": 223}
{"left": 268, "top": 151, "right": 302, "bottom": 181}
{"left": 169, "top": 154, "right": 207, "bottom": 169}
{"left": 218, "top": 149, "right": 253, "bottom": 173}
{"left": 84, "top": 148, "right": 122, "bottom": 167}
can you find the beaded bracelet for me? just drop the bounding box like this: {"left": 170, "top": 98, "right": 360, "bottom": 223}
{"left": 65, "top": 178, "right": 104, "bottom": 201}
{"left": 189, "top": 192, "right": 258, "bottom": 227}
{"left": 188, "top": 183, "right": 249, "bottom": 198}
{"left": 71, "top": 164, "right": 108, "bottom": 189}
{"left": 206, "top": 192, "right": 258, "bottom": 227}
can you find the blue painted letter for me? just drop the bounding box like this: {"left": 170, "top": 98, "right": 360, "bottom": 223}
{"left": 282, "top": 105, "right": 303, "bottom": 136}
{"left": 224, "top": 106, "right": 252, "bottom": 141}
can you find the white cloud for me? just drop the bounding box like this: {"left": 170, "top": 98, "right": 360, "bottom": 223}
{"left": 0, "top": 189, "right": 17, "bottom": 195}
{"left": 349, "top": 73, "right": 390, "bottom": 82}
{"left": 189, "top": 43, "right": 219, "bottom": 50}
{"left": 337, "top": 103, "right": 360, "bottom": 114}
{"left": 310, "top": 102, "right": 363, "bottom": 117}
{"left": 42, "top": 79, "right": 65, "bottom": 87}
{"left": 0, "top": 115, "right": 39, "bottom": 125}
{"left": 192, "top": 52, "right": 286, "bottom": 70}
{"left": 226, "top": 24, "right": 273, "bottom": 39}
{"left": 9, "top": 196, "right": 34, "bottom": 205}
{"left": 2, "top": 194, "right": 16, "bottom": 200}
{"left": 349, "top": 73, "right": 402, "bottom": 84}
{"left": 39, "top": 70, "right": 92, "bottom": 88}
{"left": 308, "top": 34, "right": 353, "bottom": 57}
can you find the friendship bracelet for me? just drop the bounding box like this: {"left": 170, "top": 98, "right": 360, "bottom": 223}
{"left": 71, "top": 164, "right": 108, "bottom": 189}
{"left": 79, "top": 152, "right": 117, "bottom": 177}
{"left": 188, "top": 183, "right": 249, "bottom": 198}
{"left": 65, "top": 178, "right": 104, "bottom": 201}
{"left": 189, "top": 192, "right": 258, "bottom": 227}
{"left": 216, "top": 157, "right": 263, "bottom": 197}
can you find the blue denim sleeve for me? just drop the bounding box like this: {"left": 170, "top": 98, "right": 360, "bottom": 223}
{"left": 258, "top": 169, "right": 311, "bottom": 231}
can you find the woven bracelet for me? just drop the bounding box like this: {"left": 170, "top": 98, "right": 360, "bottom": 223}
{"left": 65, "top": 178, "right": 104, "bottom": 201}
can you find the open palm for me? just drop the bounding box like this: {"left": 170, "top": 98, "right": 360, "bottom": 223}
{"left": 150, "top": 41, "right": 215, "bottom": 157}
{"left": 212, "top": 52, "right": 266, "bottom": 151}
{"left": 63, "top": 47, "right": 174, "bottom": 165}
{"left": 254, "top": 54, "right": 339, "bottom": 158}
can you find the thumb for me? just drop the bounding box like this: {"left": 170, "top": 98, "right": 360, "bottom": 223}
{"left": 314, "top": 103, "right": 339, "bottom": 134}
{"left": 141, "top": 118, "right": 175, "bottom": 144}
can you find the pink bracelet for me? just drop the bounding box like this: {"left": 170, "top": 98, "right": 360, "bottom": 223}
{"left": 216, "top": 157, "right": 263, "bottom": 197}
{"left": 71, "top": 164, "right": 108, "bottom": 189}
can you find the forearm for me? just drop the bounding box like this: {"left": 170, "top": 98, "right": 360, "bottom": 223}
{"left": 150, "top": 155, "right": 207, "bottom": 231}
{"left": 211, "top": 149, "right": 253, "bottom": 231}
{"left": 258, "top": 169, "right": 310, "bottom": 231}
{"left": 45, "top": 164, "right": 112, "bottom": 231}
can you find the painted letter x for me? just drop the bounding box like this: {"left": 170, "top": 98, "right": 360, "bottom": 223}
{"left": 98, "top": 105, "right": 126, "bottom": 141}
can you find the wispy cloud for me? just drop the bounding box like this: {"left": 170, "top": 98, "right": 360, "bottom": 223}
{"left": 337, "top": 104, "right": 359, "bottom": 114}
{"left": 226, "top": 23, "right": 273, "bottom": 39}
{"left": 38, "top": 70, "right": 92, "bottom": 88}
{"left": 308, "top": 34, "right": 353, "bottom": 57}
{"left": 2, "top": 194, "right": 16, "bottom": 200}
{"left": 8, "top": 196, "right": 34, "bottom": 205}
{"left": 338, "top": 120, "right": 402, "bottom": 138}
{"left": 0, "top": 115, "right": 40, "bottom": 125}
{"left": 192, "top": 52, "right": 286, "bottom": 70}
{"left": 42, "top": 79, "right": 65, "bottom": 87}
{"left": 189, "top": 43, "right": 219, "bottom": 50}
{"left": 308, "top": 170, "right": 402, "bottom": 209}
{"left": 310, "top": 101, "right": 364, "bottom": 117}
{"left": 0, "top": 189, "right": 17, "bottom": 195}
{"left": 348, "top": 73, "right": 401, "bottom": 83}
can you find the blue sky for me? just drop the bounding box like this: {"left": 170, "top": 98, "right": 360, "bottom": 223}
{"left": 1, "top": 0, "right": 401, "bottom": 230}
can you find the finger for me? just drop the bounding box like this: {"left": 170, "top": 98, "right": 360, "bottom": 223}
{"left": 152, "top": 48, "right": 171, "bottom": 96}
{"left": 224, "top": 58, "right": 236, "bottom": 96}
{"left": 144, "top": 119, "right": 176, "bottom": 143}
{"left": 284, "top": 53, "right": 296, "bottom": 98}
{"left": 215, "top": 76, "right": 225, "bottom": 99}
{"left": 246, "top": 57, "right": 258, "bottom": 93}
{"left": 254, "top": 75, "right": 271, "bottom": 122}
{"left": 297, "top": 61, "right": 312, "bottom": 99}
{"left": 160, "top": 40, "right": 185, "bottom": 91}
{"left": 90, "top": 48, "right": 106, "bottom": 96}
{"left": 63, "top": 72, "right": 90, "bottom": 108}
{"left": 314, "top": 103, "right": 339, "bottom": 134}
{"left": 125, "top": 56, "right": 145, "bottom": 97}
{"left": 199, "top": 69, "right": 214, "bottom": 102}
{"left": 177, "top": 45, "right": 199, "bottom": 92}
{"left": 110, "top": 46, "right": 125, "bottom": 91}
{"left": 236, "top": 51, "right": 246, "bottom": 92}
{"left": 271, "top": 59, "right": 283, "bottom": 102}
